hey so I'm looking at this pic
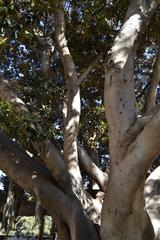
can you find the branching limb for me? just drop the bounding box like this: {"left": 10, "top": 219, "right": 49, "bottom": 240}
{"left": 104, "top": 0, "right": 159, "bottom": 161}
{"left": 78, "top": 145, "right": 108, "bottom": 192}
{"left": 120, "top": 106, "right": 160, "bottom": 153}
{"left": 0, "top": 77, "right": 101, "bottom": 223}
{"left": 0, "top": 78, "right": 71, "bottom": 193}
{"left": 101, "top": 1, "right": 160, "bottom": 239}
{"left": 0, "top": 133, "right": 100, "bottom": 240}
{"left": 1, "top": 0, "right": 101, "bottom": 225}
{"left": 52, "top": 0, "right": 102, "bottom": 223}
{"left": 105, "top": 104, "right": 160, "bottom": 217}
{"left": 122, "top": 106, "right": 160, "bottom": 195}
{"left": 144, "top": 166, "right": 160, "bottom": 240}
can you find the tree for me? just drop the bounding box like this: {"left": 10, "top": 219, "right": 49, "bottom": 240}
{"left": 0, "top": 0, "right": 160, "bottom": 240}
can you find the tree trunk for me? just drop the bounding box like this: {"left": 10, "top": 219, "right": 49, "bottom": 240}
{"left": 144, "top": 166, "right": 160, "bottom": 240}
{"left": 101, "top": 0, "right": 159, "bottom": 239}
{"left": 101, "top": 180, "right": 154, "bottom": 240}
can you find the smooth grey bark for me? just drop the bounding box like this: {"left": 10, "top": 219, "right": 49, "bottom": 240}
{"left": 0, "top": 132, "right": 100, "bottom": 240}
{"left": 101, "top": 0, "right": 160, "bottom": 240}
{"left": 0, "top": 77, "right": 71, "bottom": 193}
{"left": 53, "top": 0, "right": 102, "bottom": 223}
{"left": 0, "top": 75, "right": 103, "bottom": 224}
{"left": 144, "top": 166, "right": 160, "bottom": 240}
{"left": 0, "top": 0, "right": 105, "bottom": 225}
{"left": 78, "top": 145, "right": 108, "bottom": 192}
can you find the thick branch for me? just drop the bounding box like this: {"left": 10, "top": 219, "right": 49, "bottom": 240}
{"left": 0, "top": 132, "right": 56, "bottom": 185}
{"left": 101, "top": 1, "right": 160, "bottom": 239}
{"left": 52, "top": 1, "right": 102, "bottom": 223}
{"left": 0, "top": 133, "right": 99, "bottom": 240}
{"left": 0, "top": 76, "right": 101, "bottom": 223}
{"left": 120, "top": 107, "right": 158, "bottom": 152}
{"left": 53, "top": 0, "right": 81, "bottom": 177}
{"left": 104, "top": 0, "right": 159, "bottom": 161}
{"left": 120, "top": 106, "right": 160, "bottom": 200}
{"left": 0, "top": 78, "right": 71, "bottom": 193}
{"left": 78, "top": 145, "right": 108, "bottom": 192}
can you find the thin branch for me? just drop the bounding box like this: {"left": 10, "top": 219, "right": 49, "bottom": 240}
{"left": 136, "top": 81, "right": 150, "bottom": 102}
{"left": 32, "top": 27, "right": 52, "bottom": 79}
{"left": 78, "top": 53, "right": 104, "bottom": 84}
{"left": 143, "top": 45, "right": 160, "bottom": 113}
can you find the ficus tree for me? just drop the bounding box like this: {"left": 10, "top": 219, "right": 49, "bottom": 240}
{"left": 0, "top": 0, "right": 160, "bottom": 240}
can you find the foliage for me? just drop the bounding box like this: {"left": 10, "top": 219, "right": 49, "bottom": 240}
{"left": 0, "top": 216, "right": 52, "bottom": 237}
{"left": 0, "top": 0, "right": 159, "bottom": 156}
{"left": 0, "top": 1, "right": 160, "bottom": 238}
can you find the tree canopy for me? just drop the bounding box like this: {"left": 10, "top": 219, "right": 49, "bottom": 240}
{"left": 0, "top": 1, "right": 160, "bottom": 240}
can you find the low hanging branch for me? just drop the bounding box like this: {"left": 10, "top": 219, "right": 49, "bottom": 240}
{"left": 0, "top": 77, "right": 72, "bottom": 194}
{"left": 0, "top": 76, "right": 103, "bottom": 224}
{"left": 0, "top": 133, "right": 99, "bottom": 240}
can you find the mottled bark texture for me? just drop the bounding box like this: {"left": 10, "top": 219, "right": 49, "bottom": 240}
{"left": 144, "top": 166, "right": 160, "bottom": 240}
{"left": 101, "top": 0, "right": 160, "bottom": 240}
{"left": 0, "top": 133, "right": 99, "bottom": 240}
{"left": 52, "top": 0, "right": 102, "bottom": 223}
